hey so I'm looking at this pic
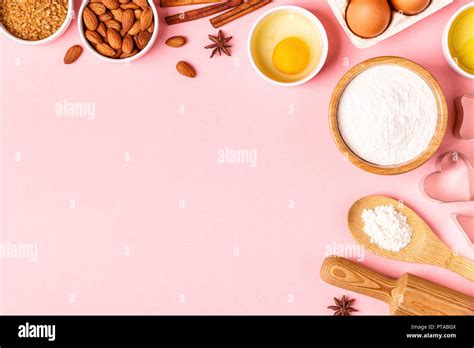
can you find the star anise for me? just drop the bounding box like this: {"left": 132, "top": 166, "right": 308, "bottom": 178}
{"left": 328, "top": 295, "right": 358, "bottom": 316}
{"left": 205, "top": 30, "right": 232, "bottom": 58}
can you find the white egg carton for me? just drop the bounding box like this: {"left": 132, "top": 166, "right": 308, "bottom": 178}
{"left": 328, "top": 0, "right": 453, "bottom": 49}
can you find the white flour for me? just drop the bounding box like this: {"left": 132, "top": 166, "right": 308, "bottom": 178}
{"left": 337, "top": 65, "right": 438, "bottom": 166}
{"left": 361, "top": 204, "right": 412, "bottom": 252}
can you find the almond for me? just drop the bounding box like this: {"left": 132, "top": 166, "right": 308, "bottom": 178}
{"left": 89, "top": 3, "right": 107, "bottom": 16}
{"left": 121, "top": 9, "right": 135, "bottom": 32}
{"left": 165, "top": 36, "right": 186, "bottom": 48}
{"left": 134, "top": 9, "right": 142, "bottom": 19}
{"left": 64, "top": 45, "right": 83, "bottom": 64}
{"left": 113, "top": 49, "right": 122, "bottom": 58}
{"left": 103, "top": 0, "right": 120, "bottom": 10}
{"left": 137, "top": 30, "right": 151, "bottom": 49}
{"left": 176, "top": 61, "right": 196, "bottom": 78}
{"left": 133, "top": 0, "right": 148, "bottom": 8}
{"left": 97, "top": 22, "right": 107, "bottom": 38}
{"left": 119, "top": 0, "right": 130, "bottom": 3}
{"left": 140, "top": 6, "right": 152, "bottom": 31}
{"left": 128, "top": 20, "right": 140, "bottom": 35}
{"left": 83, "top": 7, "right": 99, "bottom": 31}
{"left": 111, "top": 8, "right": 123, "bottom": 21}
{"left": 121, "top": 2, "right": 140, "bottom": 9}
{"left": 107, "top": 28, "right": 122, "bottom": 50}
{"left": 90, "top": 0, "right": 102, "bottom": 3}
{"left": 85, "top": 30, "right": 103, "bottom": 45}
{"left": 99, "top": 12, "right": 113, "bottom": 21}
{"left": 96, "top": 43, "right": 116, "bottom": 57}
{"left": 120, "top": 49, "right": 138, "bottom": 58}
{"left": 147, "top": 21, "right": 154, "bottom": 33}
{"left": 105, "top": 18, "right": 122, "bottom": 31}
{"left": 122, "top": 34, "right": 134, "bottom": 54}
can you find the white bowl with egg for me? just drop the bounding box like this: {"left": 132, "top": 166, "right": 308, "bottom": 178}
{"left": 248, "top": 6, "right": 328, "bottom": 86}
{"left": 441, "top": 2, "right": 474, "bottom": 79}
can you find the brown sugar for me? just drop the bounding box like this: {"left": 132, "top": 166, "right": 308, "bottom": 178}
{"left": 0, "top": 0, "right": 68, "bottom": 41}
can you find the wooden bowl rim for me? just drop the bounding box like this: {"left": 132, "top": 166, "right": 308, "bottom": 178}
{"left": 329, "top": 56, "right": 448, "bottom": 175}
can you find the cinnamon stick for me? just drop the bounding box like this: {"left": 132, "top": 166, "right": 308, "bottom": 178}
{"left": 160, "top": 0, "right": 224, "bottom": 7}
{"left": 165, "top": 0, "right": 243, "bottom": 25}
{"left": 210, "top": 0, "right": 272, "bottom": 28}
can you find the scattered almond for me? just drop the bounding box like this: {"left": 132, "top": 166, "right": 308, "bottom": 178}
{"left": 176, "top": 61, "right": 196, "bottom": 78}
{"left": 165, "top": 36, "right": 186, "bottom": 48}
{"left": 83, "top": 7, "right": 99, "bottom": 31}
{"left": 64, "top": 45, "right": 83, "bottom": 64}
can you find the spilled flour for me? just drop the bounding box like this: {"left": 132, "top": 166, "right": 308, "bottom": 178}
{"left": 337, "top": 65, "right": 438, "bottom": 166}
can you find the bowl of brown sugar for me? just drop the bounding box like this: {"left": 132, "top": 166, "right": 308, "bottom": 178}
{"left": 0, "top": 0, "right": 73, "bottom": 44}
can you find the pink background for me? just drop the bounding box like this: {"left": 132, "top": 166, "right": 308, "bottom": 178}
{"left": 1, "top": 0, "right": 473, "bottom": 314}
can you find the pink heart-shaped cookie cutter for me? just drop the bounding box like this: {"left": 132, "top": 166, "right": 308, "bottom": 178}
{"left": 421, "top": 151, "right": 474, "bottom": 203}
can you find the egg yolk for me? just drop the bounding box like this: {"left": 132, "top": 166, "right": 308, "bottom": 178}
{"left": 272, "top": 37, "right": 310, "bottom": 75}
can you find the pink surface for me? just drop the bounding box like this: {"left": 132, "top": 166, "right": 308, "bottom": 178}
{"left": 1, "top": 0, "right": 473, "bottom": 315}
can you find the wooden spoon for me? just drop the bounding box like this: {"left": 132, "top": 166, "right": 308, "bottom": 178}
{"left": 348, "top": 195, "right": 474, "bottom": 281}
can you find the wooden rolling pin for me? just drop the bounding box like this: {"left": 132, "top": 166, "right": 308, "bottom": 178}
{"left": 320, "top": 257, "right": 474, "bottom": 315}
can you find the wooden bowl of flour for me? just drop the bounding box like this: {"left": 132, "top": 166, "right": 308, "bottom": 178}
{"left": 329, "top": 56, "right": 448, "bottom": 175}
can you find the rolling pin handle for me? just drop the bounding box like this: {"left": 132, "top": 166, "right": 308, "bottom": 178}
{"left": 320, "top": 256, "right": 397, "bottom": 304}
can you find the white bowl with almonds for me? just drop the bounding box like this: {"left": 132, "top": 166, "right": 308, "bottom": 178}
{"left": 0, "top": 0, "right": 74, "bottom": 45}
{"left": 78, "top": 0, "right": 158, "bottom": 62}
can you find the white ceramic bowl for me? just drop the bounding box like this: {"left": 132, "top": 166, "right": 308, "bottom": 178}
{"left": 442, "top": 2, "right": 474, "bottom": 79}
{"left": 78, "top": 0, "right": 159, "bottom": 63}
{"left": 248, "top": 5, "right": 328, "bottom": 87}
{"left": 0, "top": 0, "right": 74, "bottom": 45}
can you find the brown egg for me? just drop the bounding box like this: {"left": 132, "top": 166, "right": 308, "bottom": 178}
{"left": 346, "top": 0, "right": 392, "bottom": 39}
{"left": 391, "top": 0, "right": 431, "bottom": 15}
